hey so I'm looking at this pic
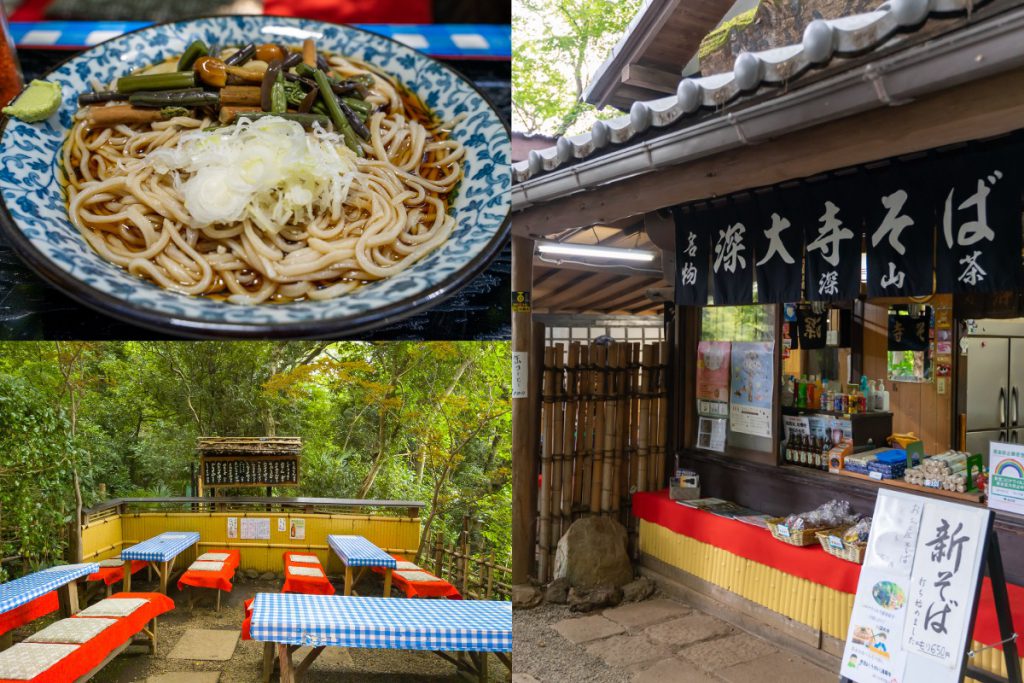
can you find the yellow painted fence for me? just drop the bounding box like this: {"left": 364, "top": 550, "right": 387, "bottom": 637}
{"left": 639, "top": 520, "right": 1024, "bottom": 677}
{"left": 82, "top": 510, "right": 421, "bottom": 574}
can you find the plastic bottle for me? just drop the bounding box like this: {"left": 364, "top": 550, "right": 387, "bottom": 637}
{"left": 877, "top": 380, "right": 890, "bottom": 411}
{"left": 806, "top": 380, "right": 816, "bottom": 410}
{"left": 796, "top": 378, "right": 807, "bottom": 409}
{"left": 820, "top": 381, "right": 831, "bottom": 412}
{"left": 782, "top": 376, "right": 794, "bottom": 408}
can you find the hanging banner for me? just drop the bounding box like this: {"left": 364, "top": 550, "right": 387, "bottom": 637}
{"left": 673, "top": 205, "right": 710, "bottom": 306}
{"left": 802, "top": 183, "right": 862, "bottom": 301}
{"left": 728, "top": 341, "right": 774, "bottom": 437}
{"left": 797, "top": 306, "right": 828, "bottom": 350}
{"left": 753, "top": 190, "right": 804, "bottom": 303}
{"left": 936, "top": 148, "right": 1022, "bottom": 294}
{"left": 888, "top": 311, "right": 928, "bottom": 352}
{"left": 841, "top": 489, "right": 992, "bottom": 683}
{"left": 710, "top": 201, "right": 754, "bottom": 306}
{"left": 866, "top": 167, "right": 935, "bottom": 298}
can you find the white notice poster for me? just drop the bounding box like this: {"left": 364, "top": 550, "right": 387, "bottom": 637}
{"left": 512, "top": 351, "right": 528, "bottom": 399}
{"left": 241, "top": 517, "right": 271, "bottom": 540}
{"left": 227, "top": 517, "right": 237, "bottom": 539}
{"left": 903, "top": 502, "right": 985, "bottom": 667}
{"left": 841, "top": 489, "right": 991, "bottom": 683}
{"left": 988, "top": 442, "right": 1024, "bottom": 515}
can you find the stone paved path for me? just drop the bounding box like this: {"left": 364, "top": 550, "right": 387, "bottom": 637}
{"left": 513, "top": 593, "right": 835, "bottom": 683}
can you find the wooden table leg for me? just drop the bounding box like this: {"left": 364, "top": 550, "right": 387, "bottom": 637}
{"left": 383, "top": 569, "right": 392, "bottom": 598}
{"left": 216, "top": 589, "right": 221, "bottom": 612}
{"left": 278, "top": 643, "right": 295, "bottom": 683}
{"left": 123, "top": 563, "right": 134, "bottom": 592}
{"left": 261, "top": 642, "right": 275, "bottom": 683}
{"left": 344, "top": 565, "right": 353, "bottom": 596}
{"left": 149, "top": 617, "right": 158, "bottom": 654}
{"left": 56, "top": 581, "right": 79, "bottom": 617}
{"left": 478, "top": 652, "right": 488, "bottom": 682}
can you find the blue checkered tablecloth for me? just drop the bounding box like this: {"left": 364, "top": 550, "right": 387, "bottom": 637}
{"left": 249, "top": 593, "right": 511, "bottom": 651}
{"left": 120, "top": 532, "right": 200, "bottom": 563}
{"left": 327, "top": 535, "right": 396, "bottom": 569}
{"left": 9, "top": 22, "right": 510, "bottom": 60}
{"left": 0, "top": 563, "right": 99, "bottom": 614}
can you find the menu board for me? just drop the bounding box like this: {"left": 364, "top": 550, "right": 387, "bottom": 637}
{"left": 728, "top": 342, "right": 774, "bottom": 437}
{"left": 841, "top": 489, "right": 991, "bottom": 683}
{"left": 202, "top": 456, "right": 299, "bottom": 487}
{"left": 240, "top": 517, "right": 271, "bottom": 540}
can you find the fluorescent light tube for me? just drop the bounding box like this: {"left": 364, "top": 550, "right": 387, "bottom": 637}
{"left": 537, "top": 242, "right": 657, "bottom": 262}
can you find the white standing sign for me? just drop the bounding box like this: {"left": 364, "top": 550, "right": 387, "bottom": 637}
{"left": 841, "top": 489, "right": 991, "bottom": 683}
{"left": 988, "top": 442, "right": 1024, "bottom": 515}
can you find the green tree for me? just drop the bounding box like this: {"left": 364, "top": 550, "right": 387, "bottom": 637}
{"left": 513, "top": 0, "right": 642, "bottom": 135}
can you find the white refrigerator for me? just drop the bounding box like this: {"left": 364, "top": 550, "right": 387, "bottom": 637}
{"left": 964, "top": 319, "right": 1024, "bottom": 461}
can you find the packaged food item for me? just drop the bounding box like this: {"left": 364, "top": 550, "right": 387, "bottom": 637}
{"left": 783, "top": 499, "right": 859, "bottom": 530}
{"left": 843, "top": 516, "right": 872, "bottom": 544}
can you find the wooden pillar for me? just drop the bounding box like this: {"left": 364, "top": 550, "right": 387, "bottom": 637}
{"left": 511, "top": 236, "right": 536, "bottom": 585}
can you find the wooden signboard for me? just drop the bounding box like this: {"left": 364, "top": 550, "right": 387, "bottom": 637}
{"left": 840, "top": 489, "right": 1020, "bottom": 683}
{"left": 197, "top": 436, "right": 301, "bottom": 490}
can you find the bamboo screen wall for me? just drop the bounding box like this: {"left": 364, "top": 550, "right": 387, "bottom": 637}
{"left": 81, "top": 511, "right": 421, "bottom": 574}
{"left": 536, "top": 341, "right": 669, "bottom": 583}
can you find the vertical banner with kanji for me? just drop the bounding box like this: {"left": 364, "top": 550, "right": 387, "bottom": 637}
{"left": 710, "top": 200, "right": 754, "bottom": 306}
{"left": 936, "top": 148, "right": 1022, "bottom": 294}
{"left": 674, "top": 205, "right": 709, "bottom": 306}
{"left": 753, "top": 189, "right": 804, "bottom": 303}
{"left": 841, "top": 489, "right": 991, "bottom": 683}
{"left": 865, "top": 166, "right": 936, "bottom": 298}
{"left": 801, "top": 183, "right": 863, "bottom": 302}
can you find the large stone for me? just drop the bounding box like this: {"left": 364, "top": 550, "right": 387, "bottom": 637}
{"left": 568, "top": 585, "right": 622, "bottom": 613}
{"left": 167, "top": 629, "right": 240, "bottom": 661}
{"left": 679, "top": 633, "right": 777, "bottom": 672}
{"left": 148, "top": 675, "right": 221, "bottom": 683}
{"left": 545, "top": 577, "right": 570, "bottom": 604}
{"left": 621, "top": 576, "right": 656, "bottom": 602}
{"left": 551, "top": 614, "right": 625, "bottom": 644}
{"left": 633, "top": 658, "right": 718, "bottom": 683}
{"left": 585, "top": 633, "right": 674, "bottom": 669}
{"left": 603, "top": 598, "right": 691, "bottom": 629}
{"left": 718, "top": 651, "right": 834, "bottom": 683}
{"left": 512, "top": 584, "right": 543, "bottom": 610}
{"left": 554, "top": 516, "right": 633, "bottom": 590}
{"left": 645, "top": 614, "right": 733, "bottom": 647}
{"left": 259, "top": 571, "right": 276, "bottom": 581}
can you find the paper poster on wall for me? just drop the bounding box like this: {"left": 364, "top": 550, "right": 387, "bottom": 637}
{"left": 783, "top": 416, "right": 809, "bottom": 440}
{"left": 512, "top": 351, "right": 528, "bottom": 399}
{"left": 227, "top": 517, "right": 237, "bottom": 539}
{"left": 696, "top": 417, "right": 726, "bottom": 452}
{"left": 241, "top": 517, "right": 271, "bottom": 540}
{"left": 289, "top": 518, "right": 306, "bottom": 540}
{"left": 729, "top": 342, "right": 774, "bottom": 437}
{"left": 988, "top": 442, "right": 1024, "bottom": 515}
{"left": 841, "top": 489, "right": 991, "bottom": 683}
{"left": 278, "top": 518, "right": 286, "bottom": 532}
{"left": 696, "top": 341, "right": 730, "bottom": 406}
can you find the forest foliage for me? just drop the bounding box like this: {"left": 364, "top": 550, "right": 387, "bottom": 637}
{"left": 0, "top": 342, "right": 510, "bottom": 578}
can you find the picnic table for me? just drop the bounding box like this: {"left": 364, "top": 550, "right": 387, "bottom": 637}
{"left": 0, "top": 564, "right": 98, "bottom": 649}
{"left": 249, "top": 593, "right": 512, "bottom": 682}
{"left": 326, "top": 535, "right": 396, "bottom": 597}
{"left": 120, "top": 532, "right": 200, "bottom": 594}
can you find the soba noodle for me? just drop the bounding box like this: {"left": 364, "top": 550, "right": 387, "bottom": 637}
{"left": 63, "top": 53, "right": 464, "bottom": 303}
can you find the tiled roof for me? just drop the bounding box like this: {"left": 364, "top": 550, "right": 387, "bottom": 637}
{"left": 513, "top": 0, "right": 989, "bottom": 185}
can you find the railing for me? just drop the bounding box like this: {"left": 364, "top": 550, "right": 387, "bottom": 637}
{"left": 423, "top": 530, "right": 511, "bottom": 601}
{"left": 82, "top": 496, "right": 425, "bottom": 525}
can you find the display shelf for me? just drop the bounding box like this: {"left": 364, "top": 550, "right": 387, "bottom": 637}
{"left": 835, "top": 468, "right": 984, "bottom": 503}
{"left": 782, "top": 406, "right": 893, "bottom": 420}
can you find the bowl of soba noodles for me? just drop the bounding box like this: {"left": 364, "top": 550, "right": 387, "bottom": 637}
{"left": 0, "top": 16, "right": 509, "bottom": 337}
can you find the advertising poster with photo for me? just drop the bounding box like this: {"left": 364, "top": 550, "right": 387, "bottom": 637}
{"left": 841, "top": 489, "right": 991, "bottom": 683}
{"left": 696, "top": 341, "right": 730, "bottom": 418}
{"left": 728, "top": 342, "right": 774, "bottom": 437}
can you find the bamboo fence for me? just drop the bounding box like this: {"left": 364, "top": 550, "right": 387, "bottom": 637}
{"left": 422, "top": 529, "right": 511, "bottom": 601}
{"left": 535, "top": 341, "right": 668, "bottom": 583}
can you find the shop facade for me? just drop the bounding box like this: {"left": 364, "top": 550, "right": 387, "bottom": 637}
{"left": 511, "top": 0, "right": 1024, "bottom": 676}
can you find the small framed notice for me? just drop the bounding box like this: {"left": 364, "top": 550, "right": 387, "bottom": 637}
{"left": 696, "top": 417, "right": 726, "bottom": 453}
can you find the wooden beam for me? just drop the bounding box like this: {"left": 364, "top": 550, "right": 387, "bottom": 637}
{"left": 514, "top": 67, "right": 1024, "bottom": 237}
{"left": 511, "top": 236, "right": 535, "bottom": 585}
{"left": 621, "top": 63, "right": 681, "bottom": 94}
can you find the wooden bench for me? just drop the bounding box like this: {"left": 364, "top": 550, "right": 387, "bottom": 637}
{"left": 0, "top": 563, "right": 99, "bottom": 651}
{"left": 372, "top": 555, "right": 461, "bottom": 599}
{"left": 0, "top": 592, "right": 174, "bottom": 683}
{"left": 282, "top": 553, "right": 335, "bottom": 596}
{"left": 177, "top": 550, "right": 240, "bottom": 612}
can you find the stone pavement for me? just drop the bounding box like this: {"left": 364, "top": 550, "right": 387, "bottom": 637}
{"left": 513, "top": 594, "right": 836, "bottom": 682}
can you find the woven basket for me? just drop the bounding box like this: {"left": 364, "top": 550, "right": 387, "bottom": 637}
{"left": 766, "top": 517, "right": 838, "bottom": 547}
{"left": 815, "top": 527, "right": 867, "bottom": 564}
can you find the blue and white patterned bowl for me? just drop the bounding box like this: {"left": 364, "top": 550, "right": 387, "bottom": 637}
{"left": 0, "top": 16, "right": 510, "bottom": 338}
